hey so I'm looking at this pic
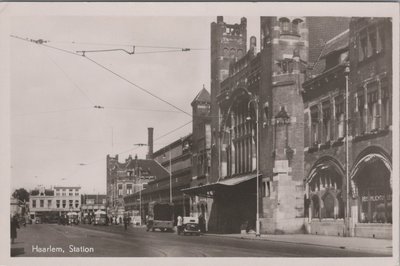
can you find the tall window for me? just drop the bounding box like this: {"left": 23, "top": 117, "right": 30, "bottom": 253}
{"left": 358, "top": 25, "right": 385, "bottom": 62}
{"left": 229, "top": 101, "right": 254, "bottom": 176}
{"left": 126, "top": 184, "right": 133, "bottom": 195}
{"left": 40, "top": 200, "right": 44, "bottom": 208}
{"left": 56, "top": 200, "right": 60, "bottom": 208}
{"left": 322, "top": 101, "right": 331, "bottom": 142}
{"left": 335, "top": 95, "right": 345, "bottom": 138}
{"left": 75, "top": 200, "right": 79, "bottom": 208}
{"left": 358, "top": 31, "right": 368, "bottom": 62}
{"left": 69, "top": 200, "right": 73, "bottom": 208}
{"left": 367, "top": 83, "right": 379, "bottom": 131}
{"left": 381, "top": 78, "right": 391, "bottom": 128}
{"left": 69, "top": 189, "right": 73, "bottom": 196}
{"left": 62, "top": 189, "right": 66, "bottom": 196}
{"left": 118, "top": 184, "right": 123, "bottom": 196}
{"left": 62, "top": 200, "right": 66, "bottom": 208}
{"left": 48, "top": 200, "right": 52, "bottom": 208}
{"left": 310, "top": 106, "right": 319, "bottom": 145}
{"left": 32, "top": 200, "right": 36, "bottom": 208}
{"left": 356, "top": 90, "right": 365, "bottom": 135}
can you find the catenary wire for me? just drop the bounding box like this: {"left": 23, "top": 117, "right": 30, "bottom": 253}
{"left": 10, "top": 35, "right": 192, "bottom": 117}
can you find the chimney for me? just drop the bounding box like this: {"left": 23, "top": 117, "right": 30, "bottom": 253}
{"left": 146, "top": 127, "right": 154, "bottom": 159}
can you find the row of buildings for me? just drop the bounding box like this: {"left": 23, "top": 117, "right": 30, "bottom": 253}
{"left": 27, "top": 185, "right": 107, "bottom": 222}
{"left": 108, "top": 16, "right": 392, "bottom": 239}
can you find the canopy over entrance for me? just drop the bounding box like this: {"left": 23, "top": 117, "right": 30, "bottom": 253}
{"left": 181, "top": 174, "right": 259, "bottom": 198}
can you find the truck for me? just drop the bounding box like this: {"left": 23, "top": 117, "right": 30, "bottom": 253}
{"left": 147, "top": 201, "right": 174, "bottom": 232}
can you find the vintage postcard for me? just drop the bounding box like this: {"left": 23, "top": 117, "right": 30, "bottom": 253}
{"left": 1, "top": 2, "right": 398, "bottom": 266}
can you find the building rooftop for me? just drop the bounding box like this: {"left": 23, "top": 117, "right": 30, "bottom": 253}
{"left": 191, "top": 87, "right": 211, "bottom": 106}
{"left": 309, "top": 29, "right": 349, "bottom": 77}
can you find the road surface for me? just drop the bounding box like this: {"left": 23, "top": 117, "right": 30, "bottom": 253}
{"left": 11, "top": 223, "right": 388, "bottom": 257}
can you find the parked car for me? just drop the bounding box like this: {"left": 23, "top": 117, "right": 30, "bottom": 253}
{"left": 182, "top": 217, "right": 200, "bottom": 236}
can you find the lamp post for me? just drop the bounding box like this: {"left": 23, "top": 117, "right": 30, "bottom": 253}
{"left": 344, "top": 65, "right": 351, "bottom": 237}
{"left": 246, "top": 95, "right": 261, "bottom": 237}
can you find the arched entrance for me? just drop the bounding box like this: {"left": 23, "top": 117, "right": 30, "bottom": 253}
{"left": 306, "top": 157, "right": 345, "bottom": 220}
{"left": 350, "top": 148, "right": 392, "bottom": 224}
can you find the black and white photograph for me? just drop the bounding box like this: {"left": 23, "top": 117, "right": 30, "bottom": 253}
{"left": 1, "top": 2, "right": 399, "bottom": 265}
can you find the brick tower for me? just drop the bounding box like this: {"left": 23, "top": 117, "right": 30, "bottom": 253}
{"left": 258, "top": 17, "right": 308, "bottom": 233}
{"left": 210, "top": 16, "right": 247, "bottom": 184}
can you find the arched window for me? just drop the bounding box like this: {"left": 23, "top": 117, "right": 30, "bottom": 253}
{"left": 292, "top": 18, "right": 303, "bottom": 35}
{"left": 230, "top": 48, "right": 236, "bottom": 59}
{"left": 279, "top": 17, "right": 290, "bottom": 33}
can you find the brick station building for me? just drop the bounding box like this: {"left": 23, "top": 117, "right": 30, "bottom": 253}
{"left": 183, "top": 16, "right": 392, "bottom": 239}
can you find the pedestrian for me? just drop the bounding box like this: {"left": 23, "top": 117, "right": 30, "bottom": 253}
{"left": 123, "top": 216, "right": 128, "bottom": 231}
{"left": 199, "top": 214, "right": 205, "bottom": 233}
{"left": 146, "top": 215, "right": 153, "bottom": 232}
{"left": 177, "top": 215, "right": 183, "bottom": 235}
{"left": 10, "top": 215, "right": 19, "bottom": 244}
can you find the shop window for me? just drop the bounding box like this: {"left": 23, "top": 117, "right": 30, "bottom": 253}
{"left": 322, "top": 101, "right": 331, "bottom": 142}
{"left": 311, "top": 195, "right": 320, "bottom": 219}
{"left": 356, "top": 161, "right": 392, "bottom": 224}
{"left": 32, "top": 200, "right": 36, "bottom": 208}
{"left": 322, "top": 192, "right": 335, "bottom": 219}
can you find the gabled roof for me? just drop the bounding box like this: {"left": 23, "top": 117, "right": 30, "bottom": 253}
{"left": 123, "top": 159, "right": 169, "bottom": 179}
{"left": 191, "top": 87, "right": 210, "bottom": 106}
{"left": 310, "top": 29, "right": 349, "bottom": 77}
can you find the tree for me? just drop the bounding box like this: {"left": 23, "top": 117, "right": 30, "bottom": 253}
{"left": 12, "top": 188, "right": 30, "bottom": 203}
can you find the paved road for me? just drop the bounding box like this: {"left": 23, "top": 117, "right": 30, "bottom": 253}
{"left": 11, "top": 223, "right": 387, "bottom": 257}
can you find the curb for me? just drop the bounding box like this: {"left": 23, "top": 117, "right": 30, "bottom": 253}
{"left": 204, "top": 234, "right": 392, "bottom": 256}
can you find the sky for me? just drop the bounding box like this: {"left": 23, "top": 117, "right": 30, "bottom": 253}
{"left": 10, "top": 15, "right": 260, "bottom": 194}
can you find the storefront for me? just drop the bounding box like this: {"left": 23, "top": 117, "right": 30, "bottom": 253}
{"left": 305, "top": 157, "right": 346, "bottom": 236}
{"left": 350, "top": 151, "right": 392, "bottom": 239}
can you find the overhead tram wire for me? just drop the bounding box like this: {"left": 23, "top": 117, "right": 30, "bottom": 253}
{"left": 51, "top": 40, "right": 209, "bottom": 51}
{"left": 10, "top": 35, "right": 192, "bottom": 117}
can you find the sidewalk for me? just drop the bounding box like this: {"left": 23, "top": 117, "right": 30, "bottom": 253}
{"left": 205, "top": 232, "right": 393, "bottom": 256}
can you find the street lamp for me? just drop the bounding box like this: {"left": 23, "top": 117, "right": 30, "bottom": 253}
{"left": 344, "top": 65, "right": 351, "bottom": 237}
{"left": 246, "top": 94, "right": 261, "bottom": 237}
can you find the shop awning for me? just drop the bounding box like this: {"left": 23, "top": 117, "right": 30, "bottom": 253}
{"left": 181, "top": 174, "right": 260, "bottom": 198}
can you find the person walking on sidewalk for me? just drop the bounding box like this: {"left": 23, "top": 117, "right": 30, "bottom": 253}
{"left": 177, "top": 215, "right": 183, "bottom": 235}
{"left": 10, "top": 215, "right": 19, "bottom": 244}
